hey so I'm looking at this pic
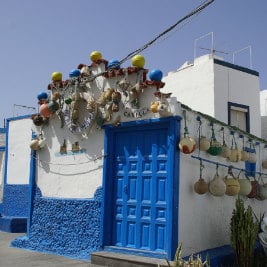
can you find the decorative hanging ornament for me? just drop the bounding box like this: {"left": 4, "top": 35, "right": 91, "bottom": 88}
{"left": 148, "top": 69, "right": 163, "bottom": 81}
{"left": 197, "top": 117, "right": 210, "bottom": 151}
{"left": 194, "top": 160, "right": 208, "bottom": 195}
{"left": 256, "top": 175, "right": 267, "bottom": 201}
{"left": 207, "top": 123, "right": 222, "bottom": 156}
{"left": 238, "top": 174, "right": 252, "bottom": 196}
{"left": 131, "top": 54, "right": 145, "bottom": 68}
{"left": 90, "top": 51, "right": 102, "bottom": 62}
{"left": 223, "top": 166, "right": 240, "bottom": 196}
{"left": 178, "top": 110, "right": 196, "bottom": 154}
{"left": 40, "top": 103, "right": 54, "bottom": 118}
{"left": 220, "top": 127, "right": 231, "bottom": 158}
{"left": 240, "top": 135, "right": 249, "bottom": 161}
{"left": 228, "top": 132, "right": 241, "bottom": 162}
{"left": 247, "top": 140, "right": 257, "bottom": 163}
{"left": 209, "top": 164, "right": 226, "bottom": 196}
{"left": 37, "top": 92, "right": 48, "bottom": 101}
{"left": 262, "top": 145, "right": 267, "bottom": 169}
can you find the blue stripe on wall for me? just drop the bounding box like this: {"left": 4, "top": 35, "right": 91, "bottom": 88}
{"left": 11, "top": 186, "right": 103, "bottom": 260}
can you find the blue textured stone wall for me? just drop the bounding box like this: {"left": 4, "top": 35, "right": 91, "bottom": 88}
{"left": 12, "top": 186, "right": 102, "bottom": 260}
{"left": 2, "top": 184, "right": 29, "bottom": 216}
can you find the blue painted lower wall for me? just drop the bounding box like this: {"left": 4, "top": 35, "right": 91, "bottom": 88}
{"left": 0, "top": 184, "right": 29, "bottom": 232}
{"left": 11, "top": 186, "right": 102, "bottom": 260}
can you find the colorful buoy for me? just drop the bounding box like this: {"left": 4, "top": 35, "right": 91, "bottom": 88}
{"left": 131, "top": 54, "right": 145, "bottom": 68}
{"left": 37, "top": 92, "right": 48, "bottom": 101}
{"left": 148, "top": 69, "right": 163, "bottom": 81}
{"left": 51, "top": 72, "right": 62, "bottom": 82}
{"left": 90, "top": 51, "right": 102, "bottom": 62}
{"left": 69, "top": 69, "right": 81, "bottom": 78}
{"left": 107, "top": 59, "right": 120, "bottom": 69}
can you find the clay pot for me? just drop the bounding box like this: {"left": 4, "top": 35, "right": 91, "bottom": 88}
{"left": 194, "top": 178, "right": 208, "bottom": 195}
{"left": 199, "top": 136, "right": 210, "bottom": 151}
{"left": 224, "top": 177, "right": 240, "bottom": 196}
{"left": 228, "top": 148, "right": 241, "bottom": 162}
{"left": 179, "top": 135, "right": 197, "bottom": 154}
{"left": 238, "top": 178, "right": 252, "bottom": 196}
{"left": 209, "top": 173, "right": 226, "bottom": 196}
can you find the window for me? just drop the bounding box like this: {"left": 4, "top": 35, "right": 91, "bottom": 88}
{"left": 228, "top": 102, "right": 250, "bottom": 133}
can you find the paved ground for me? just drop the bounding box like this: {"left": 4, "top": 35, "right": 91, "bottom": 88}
{"left": 0, "top": 231, "right": 103, "bottom": 267}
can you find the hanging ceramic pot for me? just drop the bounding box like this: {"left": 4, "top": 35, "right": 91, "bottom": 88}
{"left": 207, "top": 123, "right": 222, "bottom": 156}
{"left": 178, "top": 110, "right": 196, "bottom": 154}
{"left": 209, "top": 165, "right": 226, "bottom": 196}
{"left": 194, "top": 161, "right": 208, "bottom": 195}
{"left": 220, "top": 127, "right": 231, "bottom": 158}
{"left": 240, "top": 135, "right": 249, "bottom": 161}
{"left": 238, "top": 176, "right": 252, "bottom": 196}
{"left": 224, "top": 167, "right": 240, "bottom": 196}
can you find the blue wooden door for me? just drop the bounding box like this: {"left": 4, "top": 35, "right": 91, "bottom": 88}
{"left": 102, "top": 117, "right": 180, "bottom": 259}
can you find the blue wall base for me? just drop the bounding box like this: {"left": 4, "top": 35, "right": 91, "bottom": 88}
{"left": 0, "top": 216, "right": 27, "bottom": 233}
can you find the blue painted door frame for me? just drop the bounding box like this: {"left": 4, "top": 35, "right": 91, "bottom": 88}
{"left": 101, "top": 116, "right": 181, "bottom": 260}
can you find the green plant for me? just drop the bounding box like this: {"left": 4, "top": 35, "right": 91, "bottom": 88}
{"left": 230, "top": 197, "right": 259, "bottom": 267}
{"left": 165, "top": 243, "right": 210, "bottom": 267}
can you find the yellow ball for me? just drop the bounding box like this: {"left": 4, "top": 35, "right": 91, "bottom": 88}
{"left": 131, "top": 54, "right": 145, "bottom": 68}
{"left": 90, "top": 51, "right": 102, "bottom": 62}
{"left": 51, "top": 72, "right": 62, "bottom": 82}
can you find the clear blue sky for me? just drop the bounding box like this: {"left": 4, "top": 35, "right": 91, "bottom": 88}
{"left": 1, "top": 0, "right": 267, "bottom": 127}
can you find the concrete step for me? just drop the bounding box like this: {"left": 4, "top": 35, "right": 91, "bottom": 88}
{"left": 91, "top": 251, "right": 171, "bottom": 267}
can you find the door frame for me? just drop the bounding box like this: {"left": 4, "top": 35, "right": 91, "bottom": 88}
{"left": 100, "top": 116, "right": 181, "bottom": 260}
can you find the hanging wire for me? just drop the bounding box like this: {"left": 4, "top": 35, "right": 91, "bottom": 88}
{"left": 90, "top": 0, "right": 215, "bottom": 79}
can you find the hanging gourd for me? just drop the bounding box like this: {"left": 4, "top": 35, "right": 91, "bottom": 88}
{"left": 209, "top": 164, "right": 226, "bottom": 196}
{"left": 228, "top": 132, "right": 241, "bottom": 162}
{"left": 247, "top": 140, "right": 257, "bottom": 163}
{"left": 207, "top": 122, "right": 222, "bottom": 156}
{"left": 197, "top": 117, "right": 210, "bottom": 152}
{"left": 178, "top": 110, "right": 196, "bottom": 154}
{"left": 240, "top": 134, "right": 249, "bottom": 161}
{"left": 194, "top": 160, "right": 208, "bottom": 195}
{"left": 256, "top": 175, "right": 267, "bottom": 201}
{"left": 224, "top": 166, "right": 240, "bottom": 196}
{"left": 220, "top": 127, "right": 231, "bottom": 158}
{"left": 238, "top": 173, "right": 252, "bottom": 196}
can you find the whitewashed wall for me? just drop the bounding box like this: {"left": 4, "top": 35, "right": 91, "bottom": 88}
{"left": 214, "top": 63, "right": 261, "bottom": 137}
{"left": 162, "top": 54, "right": 261, "bottom": 137}
{"left": 0, "top": 151, "right": 5, "bottom": 202}
{"left": 6, "top": 117, "right": 32, "bottom": 185}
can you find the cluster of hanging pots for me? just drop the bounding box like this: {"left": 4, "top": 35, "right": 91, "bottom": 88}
{"left": 193, "top": 164, "right": 267, "bottom": 200}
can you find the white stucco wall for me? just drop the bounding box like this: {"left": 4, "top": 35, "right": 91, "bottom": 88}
{"left": 162, "top": 55, "right": 215, "bottom": 117}
{"left": 0, "top": 151, "right": 5, "bottom": 202}
{"left": 6, "top": 117, "right": 32, "bottom": 185}
{"left": 163, "top": 54, "right": 261, "bottom": 137}
{"left": 214, "top": 63, "right": 261, "bottom": 137}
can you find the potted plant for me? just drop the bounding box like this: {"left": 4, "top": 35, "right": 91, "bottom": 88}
{"left": 230, "top": 197, "right": 259, "bottom": 267}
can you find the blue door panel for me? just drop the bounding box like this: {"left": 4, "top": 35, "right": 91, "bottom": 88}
{"left": 102, "top": 117, "right": 181, "bottom": 259}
